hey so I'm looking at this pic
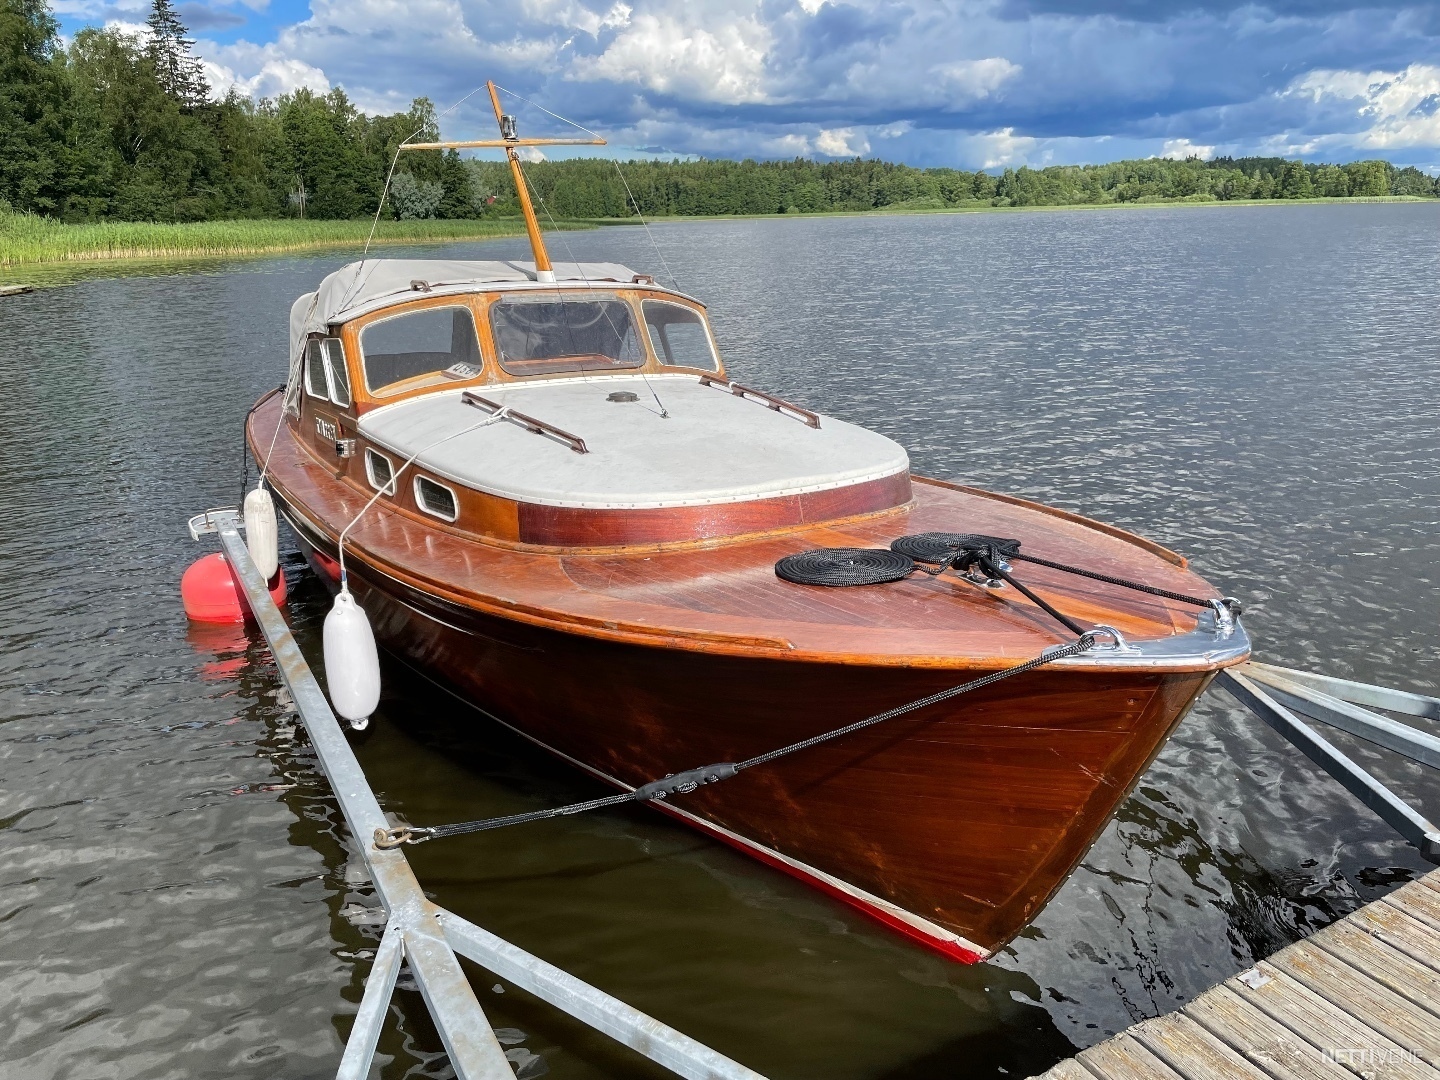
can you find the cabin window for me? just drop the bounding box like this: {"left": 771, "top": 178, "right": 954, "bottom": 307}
{"left": 365, "top": 448, "right": 395, "bottom": 494}
{"left": 304, "top": 337, "right": 351, "bottom": 406}
{"left": 642, "top": 301, "right": 719, "bottom": 371}
{"left": 305, "top": 340, "right": 330, "bottom": 398}
{"left": 360, "top": 306, "right": 482, "bottom": 396}
{"left": 323, "top": 339, "right": 350, "bottom": 406}
{"left": 490, "top": 295, "right": 644, "bottom": 376}
{"left": 414, "top": 476, "right": 458, "bottom": 521}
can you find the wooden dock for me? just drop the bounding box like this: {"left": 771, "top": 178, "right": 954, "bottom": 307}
{"left": 1032, "top": 869, "right": 1440, "bottom": 1080}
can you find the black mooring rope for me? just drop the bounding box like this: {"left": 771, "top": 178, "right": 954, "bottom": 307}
{"left": 890, "top": 531, "right": 1234, "bottom": 613}
{"left": 1009, "top": 552, "right": 1224, "bottom": 610}
{"left": 374, "top": 631, "right": 1099, "bottom": 849}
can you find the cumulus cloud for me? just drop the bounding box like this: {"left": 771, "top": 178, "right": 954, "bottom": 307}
{"left": 970, "top": 127, "right": 1042, "bottom": 169}
{"left": 148, "top": 0, "right": 1440, "bottom": 169}
{"left": 570, "top": 10, "right": 772, "bottom": 103}
{"left": 202, "top": 38, "right": 330, "bottom": 98}
{"left": 933, "top": 57, "right": 1022, "bottom": 106}
{"left": 1161, "top": 138, "right": 1216, "bottom": 159}
{"left": 814, "top": 127, "right": 869, "bottom": 155}
{"left": 1287, "top": 64, "right": 1440, "bottom": 149}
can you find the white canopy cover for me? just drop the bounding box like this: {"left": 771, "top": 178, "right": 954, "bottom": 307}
{"left": 286, "top": 257, "right": 644, "bottom": 370}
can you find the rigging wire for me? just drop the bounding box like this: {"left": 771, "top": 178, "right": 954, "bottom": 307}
{"left": 514, "top": 152, "right": 670, "bottom": 419}
{"left": 494, "top": 83, "right": 681, "bottom": 292}
{"left": 347, "top": 82, "right": 493, "bottom": 307}
{"left": 335, "top": 410, "right": 509, "bottom": 587}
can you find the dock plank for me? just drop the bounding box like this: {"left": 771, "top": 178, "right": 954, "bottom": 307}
{"left": 1315, "top": 921, "right": 1440, "bottom": 1016}
{"left": 1350, "top": 902, "right": 1440, "bottom": 972}
{"left": 1130, "top": 1012, "right": 1272, "bottom": 1080}
{"left": 1076, "top": 1034, "right": 1185, "bottom": 1080}
{"left": 1184, "top": 984, "right": 1355, "bottom": 1080}
{"left": 1030, "top": 1059, "right": 1094, "bottom": 1080}
{"left": 1386, "top": 882, "right": 1440, "bottom": 933}
{"left": 1029, "top": 872, "right": 1440, "bottom": 1080}
{"left": 1268, "top": 939, "right": 1440, "bottom": 1067}
{"left": 1227, "top": 963, "right": 1438, "bottom": 1080}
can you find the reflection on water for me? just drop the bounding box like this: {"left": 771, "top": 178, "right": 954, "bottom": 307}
{"left": 1, "top": 203, "right": 1437, "bottom": 1078}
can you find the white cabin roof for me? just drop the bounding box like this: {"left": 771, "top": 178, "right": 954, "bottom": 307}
{"left": 288, "top": 259, "right": 653, "bottom": 368}
{"left": 357, "top": 374, "right": 910, "bottom": 510}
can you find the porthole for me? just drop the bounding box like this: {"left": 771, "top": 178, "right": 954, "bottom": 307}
{"left": 414, "top": 476, "right": 458, "bottom": 522}
{"left": 365, "top": 448, "right": 395, "bottom": 494}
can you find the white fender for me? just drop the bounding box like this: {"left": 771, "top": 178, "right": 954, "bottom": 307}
{"left": 323, "top": 589, "right": 380, "bottom": 723}
{"left": 243, "top": 486, "right": 279, "bottom": 580}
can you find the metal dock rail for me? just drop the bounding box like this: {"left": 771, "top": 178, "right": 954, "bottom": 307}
{"left": 1031, "top": 869, "right": 1440, "bottom": 1080}
{"left": 198, "top": 509, "right": 766, "bottom": 1080}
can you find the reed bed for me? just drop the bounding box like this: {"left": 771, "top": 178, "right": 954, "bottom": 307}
{"left": 0, "top": 213, "right": 585, "bottom": 268}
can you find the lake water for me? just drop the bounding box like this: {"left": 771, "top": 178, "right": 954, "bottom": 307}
{"left": 2, "top": 202, "right": 1438, "bottom": 1079}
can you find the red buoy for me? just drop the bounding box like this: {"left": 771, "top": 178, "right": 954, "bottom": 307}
{"left": 181, "top": 552, "right": 286, "bottom": 623}
{"left": 311, "top": 548, "right": 341, "bottom": 582}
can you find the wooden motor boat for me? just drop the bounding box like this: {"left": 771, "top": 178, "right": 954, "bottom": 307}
{"left": 247, "top": 86, "right": 1249, "bottom": 963}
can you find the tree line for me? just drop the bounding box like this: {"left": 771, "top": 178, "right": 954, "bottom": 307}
{"left": 471, "top": 154, "right": 1437, "bottom": 219}
{"left": 0, "top": 0, "right": 473, "bottom": 221}
{"left": 2, "top": 0, "right": 1435, "bottom": 225}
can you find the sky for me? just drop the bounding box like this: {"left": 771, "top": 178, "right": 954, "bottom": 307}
{"left": 50, "top": 0, "right": 1440, "bottom": 172}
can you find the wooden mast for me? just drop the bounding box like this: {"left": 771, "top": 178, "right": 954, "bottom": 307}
{"left": 487, "top": 81, "right": 555, "bottom": 281}
{"left": 395, "top": 82, "right": 606, "bottom": 284}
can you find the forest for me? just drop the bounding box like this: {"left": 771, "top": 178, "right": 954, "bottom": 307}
{"left": 2, "top": 0, "right": 1436, "bottom": 228}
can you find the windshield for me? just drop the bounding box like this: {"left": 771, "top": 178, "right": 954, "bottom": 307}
{"left": 360, "top": 306, "right": 483, "bottom": 396}
{"left": 490, "top": 295, "right": 644, "bottom": 376}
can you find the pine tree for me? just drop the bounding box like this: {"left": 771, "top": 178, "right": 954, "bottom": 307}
{"left": 146, "top": 0, "right": 207, "bottom": 108}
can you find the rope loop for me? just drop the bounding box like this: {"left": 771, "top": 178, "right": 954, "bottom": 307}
{"left": 373, "top": 826, "right": 433, "bottom": 849}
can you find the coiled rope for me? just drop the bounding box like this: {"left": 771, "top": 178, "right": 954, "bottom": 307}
{"left": 374, "top": 630, "right": 1100, "bottom": 848}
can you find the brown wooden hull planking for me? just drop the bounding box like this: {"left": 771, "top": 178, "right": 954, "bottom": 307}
{"left": 249, "top": 393, "right": 1245, "bottom": 961}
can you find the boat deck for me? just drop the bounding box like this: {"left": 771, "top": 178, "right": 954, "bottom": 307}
{"left": 358, "top": 374, "right": 910, "bottom": 509}
{"left": 1031, "top": 869, "right": 1440, "bottom": 1080}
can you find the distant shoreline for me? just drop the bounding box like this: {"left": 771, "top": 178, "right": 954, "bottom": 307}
{"left": 590, "top": 193, "right": 1433, "bottom": 225}
{"left": 2, "top": 196, "right": 1431, "bottom": 281}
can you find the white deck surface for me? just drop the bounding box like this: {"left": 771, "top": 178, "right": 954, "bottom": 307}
{"left": 358, "top": 374, "right": 909, "bottom": 509}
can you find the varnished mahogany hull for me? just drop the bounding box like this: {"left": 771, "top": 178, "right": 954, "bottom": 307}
{"left": 287, "top": 515, "right": 1211, "bottom": 961}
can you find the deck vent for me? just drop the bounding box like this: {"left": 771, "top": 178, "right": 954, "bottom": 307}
{"left": 775, "top": 548, "right": 916, "bottom": 587}
{"left": 607, "top": 391, "right": 639, "bottom": 403}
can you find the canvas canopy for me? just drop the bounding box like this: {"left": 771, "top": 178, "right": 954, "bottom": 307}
{"left": 286, "top": 258, "right": 644, "bottom": 373}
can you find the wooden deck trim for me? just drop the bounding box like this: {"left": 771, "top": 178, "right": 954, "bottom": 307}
{"left": 1031, "top": 868, "right": 1440, "bottom": 1080}
{"left": 920, "top": 477, "right": 1189, "bottom": 568}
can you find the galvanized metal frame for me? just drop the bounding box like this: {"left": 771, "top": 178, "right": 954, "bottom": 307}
{"left": 1243, "top": 664, "right": 1440, "bottom": 771}
{"left": 1219, "top": 667, "right": 1440, "bottom": 862}
{"left": 201, "top": 510, "right": 766, "bottom": 1080}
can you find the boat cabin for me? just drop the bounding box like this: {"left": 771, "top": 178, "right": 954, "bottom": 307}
{"left": 286, "top": 259, "right": 912, "bottom": 549}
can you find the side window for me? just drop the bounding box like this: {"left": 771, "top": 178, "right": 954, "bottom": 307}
{"left": 305, "top": 339, "right": 331, "bottom": 399}
{"left": 360, "top": 306, "right": 482, "bottom": 396}
{"left": 414, "top": 476, "right": 458, "bottom": 521}
{"left": 365, "top": 448, "right": 395, "bottom": 494}
{"left": 323, "top": 339, "right": 350, "bottom": 407}
{"left": 304, "top": 337, "right": 351, "bottom": 406}
{"left": 642, "top": 301, "right": 719, "bottom": 371}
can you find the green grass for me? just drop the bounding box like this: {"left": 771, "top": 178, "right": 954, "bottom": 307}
{"left": 0, "top": 213, "right": 593, "bottom": 269}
